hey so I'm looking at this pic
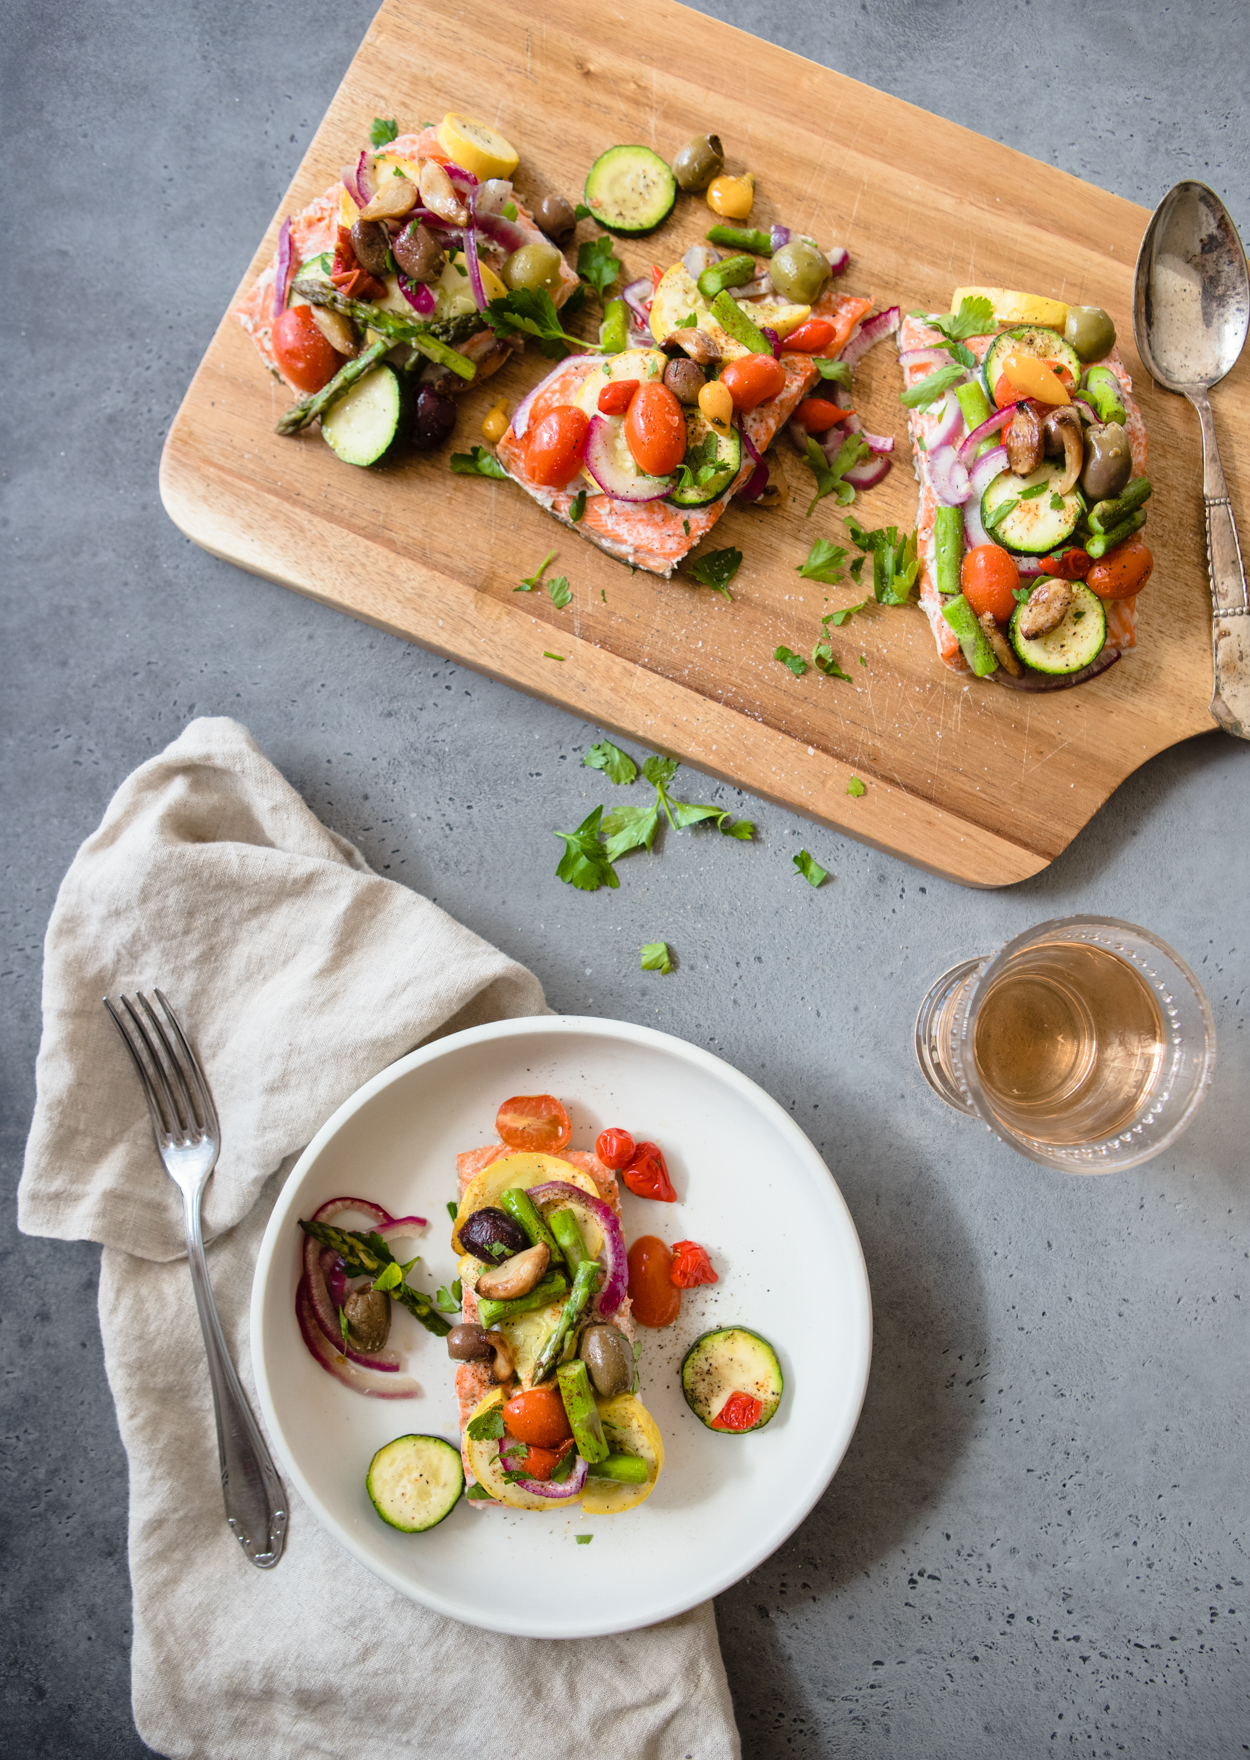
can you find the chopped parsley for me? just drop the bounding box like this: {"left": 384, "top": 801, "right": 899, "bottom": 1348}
{"left": 484, "top": 288, "right": 601, "bottom": 359}
{"left": 547, "top": 574, "right": 572, "bottom": 609}
{"left": 688, "top": 546, "right": 742, "bottom": 598}
{"left": 577, "top": 234, "right": 623, "bottom": 300}
{"left": 555, "top": 806, "right": 619, "bottom": 891}
{"left": 846, "top": 777, "right": 867, "bottom": 797}
{"left": 910, "top": 295, "right": 993, "bottom": 367}
{"left": 1013, "top": 583, "right": 1033, "bottom": 603}
{"left": 570, "top": 489, "right": 587, "bottom": 522}
{"left": 450, "top": 445, "right": 507, "bottom": 479}
{"left": 797, "top": 538, "right": 847, "bottom": 583}
{"left": 445, "top": 1200, "right": 458, "bottom": 1222}
{"left": 812, "top": 640, "right": 852, "bottom": 680}
{"left": 674, "top": 311, "right": 698, "bottom": 328}
{"left": 641, "top": 941, "right": 674, "bottom": 974}
{"left": 813, "top": 358, "right": 852, "bottom": 389}
{"left": 466, "top": 1406, "right": 505, "bottom": 1442}
{"left": 775, "top": 645, "right": 808, "bottom": 678}
{"left": 1050, "top": 491, "right": 1066, "bottom": 510}
{"left": 899, "top": 363, "right": 967, "bottom": 409}
{"left": 503, "top": 201, "right": 517, "bottom": 220}
{"left": 465, "top": 1483, "right": 494, "bottom": 1500}
{"left": 846, "top": 521, "right": 919, "bottom": 606}
{"left": 543, "top": 651, "right": 565, "bottom": 661}
{"left": 434, "top": 1278, "right": 462, "bottom": 1314}
{"left": 823, "top": 599, "right": 867, "bottom": 627}
{"left": 803, "top": 433, "right": 869, "bottom": 515}
{"left": 673, "top": 433, "right": 733, "bottom": 498}
{"left": 682, "top": 518, "right": 691, "bottom": 536}
{"left": 574, "top": 202, "right": 592, "bottom": 220}
{"left": 583, "top": 740, "right": 638, "bottom": 785}
{"left": 793, "top": 850, "right": 829, "bottom": 887}
{"left": 369, "top": 117, "right": 399, "bottom": 147}
{"left": 549, "top": 1447, "right": 577, "bottom": 1483}
{"left": 575, "top": 1533, "right": 593, "bottom": 1544}
{"left": 517, "top": 550, "right": 556, "bottom": 592}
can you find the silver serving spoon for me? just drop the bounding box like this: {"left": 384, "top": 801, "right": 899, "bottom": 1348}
{"left": 1133, "top": 180, "right": 1250, "bottom": 737}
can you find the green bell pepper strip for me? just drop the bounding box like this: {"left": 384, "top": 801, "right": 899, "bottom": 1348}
{"left": 942, "top": 593, "right": 999, "bottom": 676}
{"left": 599, "top": 298, "right": 628, "bottom": 355}
{"left": 499, "top": 1187, "right": 565, "bottom": 1269}
{"left": 586, "top": 1452, "right": 649, "bottom": 1483}
{"left": 556, "top": 1357, "right": 609, "bottom": 1463}
{"left": 1084, "top": 510, "right": 1147, "bottom": 559}
{"left": 475, "top": 1273, "right": 568, "bottom": 1330}
{"left": 706, "top": 224, "right": 772, "bottom": 255}
{"left": 1088, "top": 477, "right": 1152, "bottom": 532}
{"left": 934, "top": 504, "right": 964, "bottom": 599}
{"left": 710, "top": 290, "right": 772, "bottom": 355}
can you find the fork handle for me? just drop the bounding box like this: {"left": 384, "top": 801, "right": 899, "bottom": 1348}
{"left": 1191, "top": 389, "right": 1250, "bottom": 739}
{"left": 183, "top": 1193, "right": 288, "bottom": 1568}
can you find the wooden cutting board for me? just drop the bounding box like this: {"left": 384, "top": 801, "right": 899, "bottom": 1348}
{"left": 159, "top": 0, "right": 1246, "bottom": 886}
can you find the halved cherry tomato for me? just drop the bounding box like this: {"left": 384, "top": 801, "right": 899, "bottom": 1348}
{"left": 993, "top": 375, "right": 1020, "bottom": 412}
{"left": 650, "top": 264, "right": 664, "bottom": 291}
{"left": 670, "top": 1240, "right": 718, "bottom": 1287}
{"left": 780, "top": 317, "right": 837, "bottom": 353}
{"left": 598, "top": 378, "right": 640, "bottom": 415}
{"left": 961, "top": 543, "right": 1020, "bottom": 625}
{"left": 720, "top": 354, "right": 787, "bottom": 412}
{"left": 502, "top": 1385, "right": 573, "bottom": 1447}
{"left": 795, "top": 397, "right": 852, "bottom": 433}
{"left": 512, "top": 1438, "right": 575, "bottom": 1481}
{"left": 495, "top": 1093, "right": 572, "bottom": 1153}
{"left": 595, "top": 1127, "right": 636, "bottom": 1170}
{"left": 271, "top": 306, "right": 345, "bottom": 394}
{"left": 710, "top": 1391, "right": 764, "bottom": 1431}
{"left": 1040, "top": 548, "right": 1093, "bottom": 581}
{"left": 1087, "top": 534, "right": 1153, "bottom": 600}
{"left": 526, "top": 406, "right": 590, "bottom": 488}
{"left": 623, "top": 382, "right": 686, "bottom": 476}
{"left": 621, "top": 1141, "right": 676, "bottom": 1202}
{"left": 627, "top": 1235, "right": 682, "bottom": 1327}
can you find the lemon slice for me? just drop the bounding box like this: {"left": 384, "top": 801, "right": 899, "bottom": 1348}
{"left": 436, "top": 114, "right": 519, "bottom": 182}
{"left": 951, "top": 285, "right": 1068, "bottom": 329}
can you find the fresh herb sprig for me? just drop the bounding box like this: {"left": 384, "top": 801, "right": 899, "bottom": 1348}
{"left": 577, "top": 235, "right": 623, "bottom": 300}
{"left": 687, "top": 546, "right": 742, "bottom": 598}
{"left": 846, "top": 520, "right": 920, "bottom": 607}
{"left": 803, "top": 434, "right": 870, "bottom": 515}
{"left": 297, "top": 1219, "right": 450, "bottom": 1336}
{"left": 483, "top": 288, "right": 602, "bottom": 359}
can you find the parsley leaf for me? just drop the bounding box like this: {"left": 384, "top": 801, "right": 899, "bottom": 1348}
{"left": 554, "top": 806, "right": 620, "bottom": 891}
{"left": 547, "top": 574, "right": 572, "bottom": 608}
{"left": 813, "top": 358, "right": 852, "bottom": 389}
{"left": 899, "top": 364, "right": 966, "bottom": 409}
{"left": 570, "top": 489, "right": 587, "bottom": 522}
{"left": 434, "top": 1278, "right": 462, "bottom": 1313}
{"left": 1049, "top": 491, "right": 1065, "bottom": 511}
{"left": 483, "top": 288, "right": 599, "bottom": 359}
{"left": 812, "top": 640, "right": 853, "bottom": 680}
{"left": 935, "top": 294, "right": 995, "bottom": 342}
{"left": 451, "top": 445, "right": 507, "bottom": 479}
{"left": 794, "top": 850, "right": 829, "bottom": 886}
{"left": 775, "top": 645, "right": 808, "bottom": 678}
{"left": 601, "top": 803, "right": 660, "bottom": 861}
{"left": 688, "top": 546, "right": 742, "bottom": 597}
{"left": 446, "top": 1200, "right": 458, "bottom": 1222}
{"left": 584, "top": 740, "right": 637, "bottom": 785}
{"left": 797, "top": 539, "right": 847, "bottom": 583}
{"left": 575, "top": 1533, "right": 593, "bottom": 1544}
{"left": 641, "top": 941, "right": 674, "bottom": 974}
{"left": 823, "top": 599, "right": 867, "bottom": 627}
{"left": 369, "top": 117, "right": 399, "bottom": 147}
{"left": 849, "top": 556, "right": 866, "bottom": 583}
{"left": 338, "top": 1306, "right": 351, "bottom": 1350}
{"left": 574, "top": 202, "right": 592, "bottom": 220}
{"left": 465, "top": 1482, "right": 494, "bottom": 1500}
{"left": 846, "top": 521, "right": 920, "bottom": 607}
{"left": 1013, "top": 583, "right": 1033, "bottom": 603}
{"left": 804, "top": 433, "right": 869, "bottom": 515}
{"left": 674, "top": 311, "right": 698, "bottom": 328}
{"left": 466, "top": 1406, "right": 505, "bottom": 1442}
{"left": 642, "top": 755, "right": 679, "bottom": 789}
{"left": 517, "top": 550, "right": 555, "bottom": 592}
{"left": 577, "top": 234, "right": 623, "bottom": 300}
{"left": 605, "top": 754, "right": 753, "bottom": 857}
{"left": 549, "top": 1447, "right": 577, "bottom": 1483}
{"left": 846, "top": 776, "right": 867, "bottom": 797}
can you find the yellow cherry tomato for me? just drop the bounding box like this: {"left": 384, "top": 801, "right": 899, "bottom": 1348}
{"left": 481, "top": 399, "right": 509, "bottom": 443}
{"left": 706, "top": 172, "right": 755, "bottom": 219}
{"left": 1000, "top": 351, "right": 1071, "bottom": 405}
{"left": 697, "top": 378, "right": 734, "bottom": 431}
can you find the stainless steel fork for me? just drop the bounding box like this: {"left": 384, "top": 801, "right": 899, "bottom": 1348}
{"left": 103, "top": 989, "right": 287, "bottom": 1568}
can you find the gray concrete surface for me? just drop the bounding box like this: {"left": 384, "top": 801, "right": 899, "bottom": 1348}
{"left": 2, "top": 1, "right": 1247, "bottom": 1754}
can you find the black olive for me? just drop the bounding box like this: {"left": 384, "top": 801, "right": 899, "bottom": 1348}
{"left": 349, "top": 219, "right": 390, "bottom": 278}
{"left": 663, "top": 358, "right": 705, "bottom": 403}
{"left": 533, "top": 193, "right": 577, "bottom": 243}
{"left": 411, "top": 386, "right": 457, "bottom": 452}
{"left": 458, "top": 1205, "right": 528, "bottom": 1261}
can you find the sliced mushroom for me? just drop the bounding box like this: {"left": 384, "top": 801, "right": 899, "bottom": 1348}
{"left": 308, "top": 305, "right": 358, "bottom": 358}
{"left": 1005, "top": 402, "right": 1044, "bottom": 476}
{"left": 664, "top": 327, "right": 721, "bottom": 368}
{"left": 1018, "top": 578, "right": 1072, "bottom": 641}
{"left": 978, "top": 611, "right": 1022, "bottom": 677}
{"left": 1042, "top": 406, "right": 1083, "bottom": 495}
{"left": 358, "top": 173, "right": 419, "bottom": 223}
{"left": 482, "top": 1329, "right": 515, "bottom": 1383}
{"left": 475, "top": 1240, "right": 550, "bottom": 1301}
{"left": 418, "top": 158, "right": 469, "bottom": 226}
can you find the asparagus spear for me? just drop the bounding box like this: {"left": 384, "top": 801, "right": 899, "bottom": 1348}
{"left": 586, "top": 1452, "right": 649, "bottom": 1483}
{"left": 298, "top": 1218, "right": 451, "bottom": 1337}
{"left": 499, "top": 1188, "right": 565, "bottom": 1270}
{"left": 1084, "top": 509, "right": 1147, "bottom": 559}
{"left": 548, "top": 1206, "right": 589, "bottom": 1274}
{"left": 710, "top": 289, "right": 772, "bottom": 355}
{"left": 276, "top": 338, "right": 390, "bottom": 435}
{"left": 289, "top": 276, "right": 477, "bottom": 379}
{"left": 1088, "top": 476, "right": 1152, "bottom": 533}
{"left": 556, "top": 1357, "right": 609, "bottom": 1463}
{"left": 476, "top": 1272, "right": 568, "bottom": 1330}
{"left": 531, "top": 1259, "right": 600, "bottom": 1387}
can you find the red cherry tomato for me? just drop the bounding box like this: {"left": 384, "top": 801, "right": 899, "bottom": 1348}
{"left": 621, "top": 1141, "right": 676, "bottom": 1202}
{"left": 720, "top": 354, "right": 787, "bottom": 412}
{"left": 502, "top": 1385, "right": 573, "bottom": 1448}
{"left": 623, "top": 382, "right": 686, "bottom": 476}
{"left": 627, "top": 1236, "right": 682, "bottom": 1327}
{"left": 598, "top": 378, "right": 640, "bottom": 416}
{"left": 527, "top": 406, "right": 590, "bottom": 488}
{"left": 781, "top": 318, "right": 837, "bottom": 353}
{"left": 271, "top": 306, "right": 345, "bottom": 394}
{"left": 992, "top": 374, "right": 1020, "bottom": 412}
{"left": 1086, "top": 535, "right": 1153, "bottom": 600}
{"left": 710, "top": 1391, "right": 764, "bottom": 1431}
{"left": 512, "top": 1438, "right": 575, "bottom": 1481}
{"left": 1039, "top": 548, "right": 1093, "bottom": 582}
{"left": 595, "top": 1127, "right": 636, "bottom": 1170}
{"left": 961, "top": 544, "right": 1020, "bottom": 624}
{"left": 794, "top": 397, "right": 851, "bottom": 434}
{"left": 670, "top": 1240, "right": 718, "bottom": 1288}
{"left": 495, "top": 1094, "right": 572, "bottom": 1153}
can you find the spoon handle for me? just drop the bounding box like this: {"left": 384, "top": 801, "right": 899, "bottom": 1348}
{"left": 1190, "top": 390, "right": 1250, "bottom": 739}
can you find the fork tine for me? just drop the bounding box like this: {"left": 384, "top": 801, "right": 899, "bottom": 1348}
{"left": 104, "top": 995, "right": 176, "bottom": 1143}
{"left": 134, "top": 992, "right": 198, "bottom": 1136}
{"left": 121, "top": 993, "right": 190, "bottom": 1137}
{"left": 153, "top": 989, "right": 219, "bottom": 1139}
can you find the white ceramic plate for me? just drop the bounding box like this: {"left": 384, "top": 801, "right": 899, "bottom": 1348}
{"left": 251, "top": 1015, "right": 872, "bottom": 1637}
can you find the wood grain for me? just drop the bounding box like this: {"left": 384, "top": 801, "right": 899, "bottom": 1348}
{"left": 159, "top": 0, "right": 1248, "bottom": 885}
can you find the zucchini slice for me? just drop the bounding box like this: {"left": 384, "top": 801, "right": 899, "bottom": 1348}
{"left": 584, "top": 145, "right": 677, "bottom": 235}
{"left": 668, "top": 409, "right": 742, "bottom": 508}
{"left": 320, "top": 364, "right": 404, "bottom": 467}
{"left": 366, "top": 1434, "right": 464, "bottom": 1532}
{"left": 1009, "top": 581, "right": 1106, "bottom": 675}
{"left": 982, "top": 325, "right": 1081, "bottom": 398}
{"left": 681, "top": 1327, "right": 783, "bottom": 1433}
{"left": 981, "top": 464, "right": 1080, "bottom": 554}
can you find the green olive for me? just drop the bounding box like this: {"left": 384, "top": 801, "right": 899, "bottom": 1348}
{"left": 1064, "top": 304, "right": 1117, "bottom": 362}
{"left": 502, "top": 241, "right": 563, "bottom": 295}
{"left": 671, "top": 133, "right": 724, "bottom": 193}
{"left": 768, "top": 239, "right": 830, "bottom": 306}
{"left": 1080, "top": 424, "right": 1133, "bottom": 500}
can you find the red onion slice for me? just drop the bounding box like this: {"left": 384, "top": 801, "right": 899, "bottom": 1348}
{"left": 583, "top": 414, "right": 671, "bottom": 502}
{"left": 499, "top": 1442, "right": 589, "bottom": 1500}
{"left": 683, "top": 244, "right": 719, "bottom": 278}
{"left": 956, "top": 404, "right": 1015, "bottom": 468}
{"left": 353, "top": 150, "right": 373, "bottom": 208}
{"left": 397, "top": 272, "right": 436, "bottom": 316}
{"left": 860, "top": 431, "right": 894, "bottom": 455}
{"left": 760, "top": 325, "right": 781, "bottom": 359}
{"left": 929, "top": 443, "right": 972, "bottom": 506}
{"left": 462, "top": 191, "right": 487, "bottom": 311}
{"left": 526, "top": 1180, "right": 628, "bottom": 1315}
{"left": 843, "top": 453, "right": 892, "bottom": 490}
{"left": 897, "top": 346, "right": 950, "bottom": 370}
{"left": 621, "top": 276, "right": 654, "bottom": 329}
{"left": 962, "top": 445, "right": 1009, "bottom": 547}
{"left": 273, "top": 218, "right": 293, "bottom": 316}
{"left": 444, "top": 161, "right": 479, "bottom": 190}
{"left": 771, "top": 224, "right": 791, "bottom": 252}
{"left": 295, "top": 1277, "right": 419, "bottom": 1398}
{"left": 927, "top": 391, "right": 965, "bottom": 452}
{"left": 736, "top": 276, "right": 773, "bottom": 299}
{"left": 473, "top": 208, "right": 530, "bottom": 254}
{"left": 841, "top": 305, "right": 900, "bottom": 368}
{"left": 787, "top": 416, "right": 809, "bottom": 456}
{"left": 378, "top": 1213, "right": 428, "bottom": 1234}
{"left": 1073, "top": 397, "right": 1101, "bottom": 426}
{"left": 825, "top": 244, "right": 850, "bottom": 277}
{"left": 303, "top": 1232, "right": 401, "bottom": 1370}
{"left": 992, "top": 648, "right": 1119, "bottom": 691}
{"left": 313, "top": 1195, "right": 394, "bottom": 1226}
{"left": 735, "top": 423, "right": 769, "bottom": 501}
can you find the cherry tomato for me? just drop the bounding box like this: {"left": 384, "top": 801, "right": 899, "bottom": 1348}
{"left": 720, "top": 354, "right": 787, "bottom": 412}
{"left": 710, "top": 1391, "right": 764, "bottom": 1431}
{"left": 502, "top": 1385, "right": 573, "bottom": 1448}
{"left": 598, "top": 378, "right": 640, "bottom": 416}
{"left": 271, "top": 306, "right": 345, "bottom": 394}
{"left": 1040, "top": 548, "right": 1093, "bottom": 581}
{"left": 512, "top": 1438, "right": 575, "bottom": 1481}
{"left": 526, "top": 406, "right": 590, "bottom": 488}
{"left": 621, "top": 1141, "right": 676, "bottom": 1202}
{"left": 670, "top": 1240, "right": 718, "bottom": 1288}
{"left": 1087, "top": 535, "right": 1153, "bottom": 600}
{"left": 961, "top": 544, "right": 1020, "bottom": 624}
{"left": 595, "top": 1127, "right": 636, "bottom": 1170}
{"left": 781, "top": 317, "right": 837, "bottom": 353}
{"left": 627, "top": 1236, "right": 682, "bottom": 1327}
{"left": 992, "top": 374, "right": 1019, "bottom": 412}
{"left": 623, "top": 382, "right": 686, "bottom": 476}
{"left": 495, "top": 1093, "right": 572, "bottom": 1153}
{"left": 794, "top": 397, "right": 849, "bottom": 434}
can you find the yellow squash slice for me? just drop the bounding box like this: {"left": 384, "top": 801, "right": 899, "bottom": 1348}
{"left": 452, "top": 1152, "right": 603, "bottom": 1252}
{"left": 581, "top": 1394, "right": 665, "bottom": 1515}
{"left": 950, "top": 285, "right": 1068, "bottom": 329}
{"left": 435, "top": 114, "right": 519, "bottom": 182}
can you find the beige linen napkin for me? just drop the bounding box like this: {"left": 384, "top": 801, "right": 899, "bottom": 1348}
{"left": 18, "top": 718, "right": 740, "bottom": 1760}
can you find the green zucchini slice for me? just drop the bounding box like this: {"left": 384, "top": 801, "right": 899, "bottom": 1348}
{"left": 584, "top": 145, "right": 677, "bottom": 235}
{"left": 668, "top": 410, "right": 742, "bottom": 508}
{"left": 320, "top": 363, "right": 404, "bottom": 467}
{"left": 982, "top": 325, "right": 1081, "bottom": 398}
{"left": 981, "top": 464, "right": 1080, "bottom": 554}
{"left": 681, "top": 1327, "right": 783, "bottom": 1432}
{"left": 366, "top": 1434, "right": 464, "bottom": 1532}
{"left": 1009, "top": 581, "right": 1106, "bottom": 675}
